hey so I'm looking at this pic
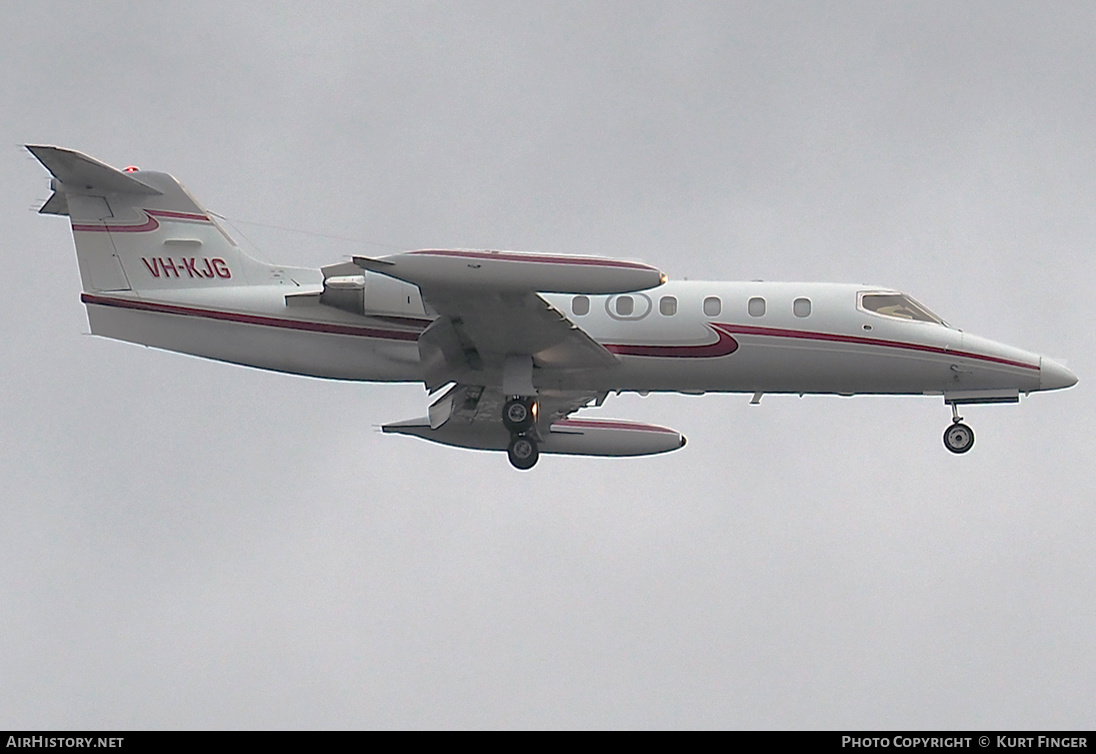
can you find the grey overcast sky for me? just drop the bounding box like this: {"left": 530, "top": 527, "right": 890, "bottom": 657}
{"left": 2, "top": 1, "right": 1094, "bottom": 729}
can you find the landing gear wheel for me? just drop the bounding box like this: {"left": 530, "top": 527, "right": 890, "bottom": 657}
{"left": 502, "top": 398, "right": 535, "bottom": 433}
{"left": 943, "top": 422, "right": 975, "bottom": 454}
{"left": 507, "top": 434, "right": 539, "bottom": 470}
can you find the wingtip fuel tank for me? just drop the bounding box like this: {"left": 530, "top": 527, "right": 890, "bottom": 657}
{"left": 383, "top": 416, "right": 686, "bottom": 458}
{"left": 355, "top": 249, "right": 665, "bottom": 294}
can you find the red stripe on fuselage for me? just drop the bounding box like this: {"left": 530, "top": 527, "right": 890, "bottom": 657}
{"left": 80, "top": 294, "right": 1037, "bottom": 374}
{"left": 603, "top": 321, "right": 1036, "bottom": 371}
{"left": 370, "top": 314, "right": 435, "bottom": 328}
{"left": 605, "top": 324, "right": 739, "bottom": 358}
{"left": 719, "top": 323, "right": 1039, "bottom": 371}
{"left": 80, "top": 294, "right": 421, "bottom": 341}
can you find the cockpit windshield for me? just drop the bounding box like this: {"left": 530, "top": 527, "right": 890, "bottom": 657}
{"left": 860, "top": 292, "right": 945, "bottom": 325}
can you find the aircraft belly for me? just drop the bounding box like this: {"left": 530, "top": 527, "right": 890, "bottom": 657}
{"left": 84, "top": 303, "right": 421, "bottom": 381}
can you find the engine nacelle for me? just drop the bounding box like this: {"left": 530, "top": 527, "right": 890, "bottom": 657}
{"left": 319, "top": 271, "right": 427, "bottom": 318}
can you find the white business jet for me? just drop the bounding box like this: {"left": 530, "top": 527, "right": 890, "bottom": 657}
{"left": 28, "top": 146, "right": 1077, "bottom": 469}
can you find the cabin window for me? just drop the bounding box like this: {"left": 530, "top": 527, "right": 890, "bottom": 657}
{"left": 793, "top": 297, "right": 812, "bottom": 317}
{"left": 703, "top": 296, "right": 721, "bottom": 317}
{"left": 660, "top": 296, "right": 677, "bottom": 316}
{"left": 615, "top": 295, "right": 634, "bottom": 316}
{"left": 748, "top": 297, "right": 766, "bottom": 317}
{"left": 572, "top": 295, "right": 590, "bottom": 316}
{"left": 860, "top": 293, "right": 943, "bottom": 324}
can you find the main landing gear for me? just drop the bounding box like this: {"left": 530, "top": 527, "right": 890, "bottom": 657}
{"left": 507, "top": 433, "right": 539, "bottom": 470}
{"left": 503, "top": 397, "right": 539, "bottom": 470}
{"left": 943, "top": 404, "right": 975, "bottom": 454}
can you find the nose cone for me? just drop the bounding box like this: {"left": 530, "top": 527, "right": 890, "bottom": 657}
{"left": 1040, "top": 357, "right": 1078, "bottom": 391}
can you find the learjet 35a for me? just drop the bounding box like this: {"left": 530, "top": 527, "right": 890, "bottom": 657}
{"left": 29, "top": 146, "right": 1077, "bottom": 469}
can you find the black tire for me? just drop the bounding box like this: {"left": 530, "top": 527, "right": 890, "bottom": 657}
{"left": 507, "top": 434, "right": 539, "bottom": 470}
{"left": 502, "top": 398, "right": 534, "bottom": 433}
{"left": 943, "top": 422, "right": 975, "bottom": 454}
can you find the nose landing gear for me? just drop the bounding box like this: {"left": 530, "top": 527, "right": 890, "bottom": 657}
{"left": 943, "top": 404, "right": 975, "bottom": 454}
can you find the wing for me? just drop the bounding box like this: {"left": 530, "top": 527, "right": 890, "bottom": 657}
{"left": 355, "top": 248, "right": 665, "bottom": 390}
{"left": 414, "top": 288, "right": 619, "bottom": 390}
{"left": 367, "top": 249, "right": 685, "bottom": 465}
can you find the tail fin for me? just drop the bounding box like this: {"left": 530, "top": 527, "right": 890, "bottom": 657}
{"left": 28, "top": 145, "right": 269, "bottom": 292}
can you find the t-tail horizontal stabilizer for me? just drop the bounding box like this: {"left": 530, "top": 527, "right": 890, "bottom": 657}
{"left": 27, "top": 145, "right": 162, "bottom": 215}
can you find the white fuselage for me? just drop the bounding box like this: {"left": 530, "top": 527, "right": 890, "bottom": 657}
{"left": 80, "top": 275, "right": 1053, "bottom": 400}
